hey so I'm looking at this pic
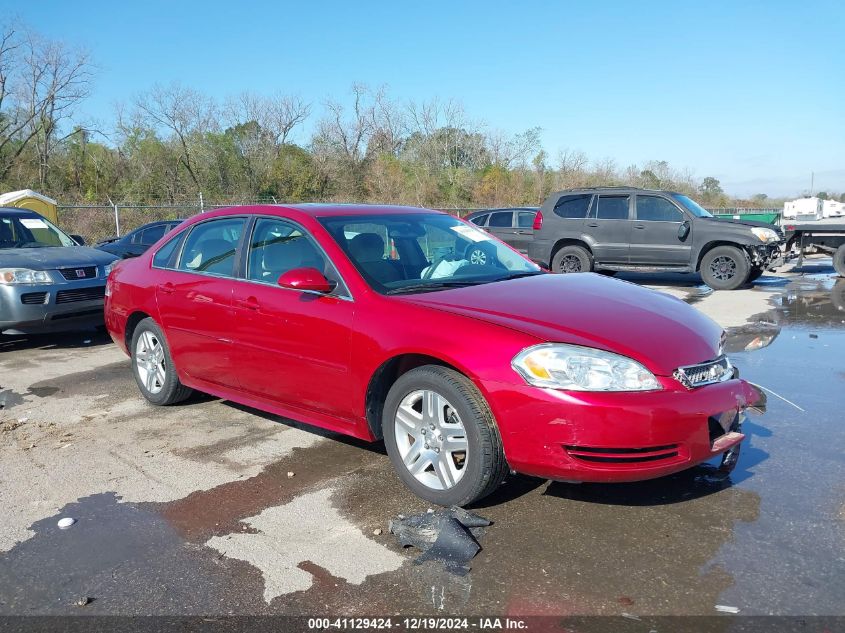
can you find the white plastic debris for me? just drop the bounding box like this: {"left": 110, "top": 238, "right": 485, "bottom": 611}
{"left": 57, "top": 517, "right": 76, "bottom": 529}
{"left": 715, "top": 605, "right": 740, "bottom": 614}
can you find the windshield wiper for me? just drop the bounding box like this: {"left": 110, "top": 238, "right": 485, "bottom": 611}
{"left": 496, "top": 271, "right": 546, "bottom": 281}
{"left": 385, "top": 280, "right": 488, "bottom": 295}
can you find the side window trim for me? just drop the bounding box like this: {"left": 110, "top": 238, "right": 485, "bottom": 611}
{"left": 151, "top": 230, "right": 187, "bottom": 270}
{"left": 239, "top": 214, "right": 354, "bottom": 301}
{"left": 153, "top": 216, "right": 249, "bottom": 279}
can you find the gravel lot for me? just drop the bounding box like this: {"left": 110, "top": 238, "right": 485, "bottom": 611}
{"left": 1, "top": 261, "right": 843, "bottom": 617}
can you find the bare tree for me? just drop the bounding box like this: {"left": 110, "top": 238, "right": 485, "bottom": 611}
{"left": 134, "top": 82, "right": 215, "bottom": 191}
{"left": 0, "top": 25, "right": 94, "bottom": 183}
{"left": 225, "top": 91, "right": 310, "bottom": 149}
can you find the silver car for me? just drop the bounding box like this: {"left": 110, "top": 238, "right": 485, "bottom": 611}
{"left": 0, "top": 207, "right": 118, "bottom": 335}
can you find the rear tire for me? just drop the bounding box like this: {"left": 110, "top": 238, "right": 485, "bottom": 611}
{"left": 552, "top": 245, "right": 593, "bottom": 274}
{"left": 382, "top": 365, "right": 507, "bottom": 507}
{"left": 130, "top": 318, "right": 193, "bottom": 405}
{"left": 700, "top": 246, "right": 750, "bottom": 290}
{"left": 834, "top": 244, "right": 845, "bottom": 277}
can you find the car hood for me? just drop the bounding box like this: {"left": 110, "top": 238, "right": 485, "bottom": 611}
{"left": 704, "top": 216, "right": 779, "bottom": 231}
{"left": 0, "top": 246, "right": 118, "bottom": 270}
{"left": 397, "top": 273, "right": 724, "bottom": 376}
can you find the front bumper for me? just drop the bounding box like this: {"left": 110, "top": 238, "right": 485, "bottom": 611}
{"left": 486, "top": 376, "right": 757, "bottom": 483}
{"left": 0, "top": 280, "right": 107, "bottom": 334}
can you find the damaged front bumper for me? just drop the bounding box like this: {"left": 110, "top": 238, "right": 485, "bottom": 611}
{"left": 747, "top": 242, "right": 785, "bottom": 271}
{"left": 484, "top": 377, "right": 760, "bottom": 483}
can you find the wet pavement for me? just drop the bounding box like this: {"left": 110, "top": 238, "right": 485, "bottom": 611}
{"left": 0, "top": 259, "right": 843, "bottom": 617}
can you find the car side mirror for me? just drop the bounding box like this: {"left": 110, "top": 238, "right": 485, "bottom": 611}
{"left": 71, "top": 234, "right": 86, "bottom": 245}
{"left": 277, "top": 267, "right": 335, "bottom": 294}
{"left": 678, "top": 221, "right": 690, "bottom": 240}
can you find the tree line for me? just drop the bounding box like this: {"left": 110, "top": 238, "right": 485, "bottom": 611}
{"left": 1, "top": 24, "right": 821, "bottom": 210}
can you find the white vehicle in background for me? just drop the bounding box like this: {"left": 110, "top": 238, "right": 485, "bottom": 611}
{"left": 784, "top": 197, "right": 824, "bottom": 221}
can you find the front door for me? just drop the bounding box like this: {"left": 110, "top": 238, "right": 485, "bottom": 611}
{"left": 586, "top": 194, "right": 632, "bottom": 263}
{"left": 230, "top": 217, "right": 355, "bottom": 422}
{"left": 154, "top": 216, "right": 246, "bottom": 388}
{"left": 485, "top": 211, "right": 518, "bottom": 248}
{"left": 630, "top": 195, "right": 693, "bottom": 265}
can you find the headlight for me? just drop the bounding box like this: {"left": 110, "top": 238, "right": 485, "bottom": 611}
{"left": 0, "top": 268, "right": 52, "bottom": 284}
{"left": 750, "top": 227, "right": 779, "bottom": 243}
{"left": 104, "top": 260, "right": 118, "bottom": 276}
{"left": 512, "top": 343, "right": 661, "bottom": 391}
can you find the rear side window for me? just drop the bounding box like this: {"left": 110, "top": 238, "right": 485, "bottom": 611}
{"left": 517, "top": 211, "right": 536, "bottom": 228}
{"left": 553, "top": 195, "right": 592, "bottom": 219}
{"left": 139, "top": 224, "right": 167, "bottom": 245}
{"left": 177, "top": 218, "right": 245, "bottom": 277}
{"left": 469, "top": 213, "right": 488, "bottom": 226}
{"left": 488, "top": 211, "right": 513, "bottom": 227}
{"left": 595, "top": 195, "right": 630, "bottom": 220}
{"left": 152, "top": 232, "right": 185, "bottom": 268}
{"left": 636, "top": 195, "right": 684, "bottom": 222}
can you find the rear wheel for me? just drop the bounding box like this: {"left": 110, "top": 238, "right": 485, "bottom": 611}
{"left": 382, "top": 365, "right": 507, "bottom": 506}
{"left": 700, "top": 246, "right": 750, "bottom": 290}
{"left": 552, "top": 245, "right": 593, "bottom": 274}
{"left": 130, "top": 318, "right": 193, "bottom": 405}
{"left": 834, "top": 244, "right": 845, "bottom": 277}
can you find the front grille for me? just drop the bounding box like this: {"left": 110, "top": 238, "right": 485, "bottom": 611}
{"left": 564, "top": 444, "right": 680, "bottom": 464}
{"left": 55, "top": 286, "right": 105, "bottom": 304}
{"left": 674, "top": 355, "right": 733, "bottom": 389}
{"left": 21, "top": 292, "right": 48, "bottom": 305}
{"left": 58, "top": 266, "right": 97, "bottom": 280}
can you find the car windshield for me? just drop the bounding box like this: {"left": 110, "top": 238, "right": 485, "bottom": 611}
{"left": 671, "top": 194, "right": 713, "bottom": 218}
{"left": 0, "top": 213, "right": 76, "bottom": 248}
{"left": 319, "top": 213, "right": 542, "bottom": 294}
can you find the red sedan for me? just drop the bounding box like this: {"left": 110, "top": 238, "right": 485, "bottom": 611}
{"left": 105, "top": 205, "right": 756, "bottom": 506}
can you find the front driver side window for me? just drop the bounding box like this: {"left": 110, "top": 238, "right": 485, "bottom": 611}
{"left": 177, "top": 218, "right": 245, "bottom": 277}
{"left": 246, "top": 217, "right": 347, "bottom": 294}
{"left": 637, "top": 196, "right": 684, "bottom": 222}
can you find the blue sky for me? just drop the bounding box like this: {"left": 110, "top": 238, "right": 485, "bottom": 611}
{"left": 5, "top": 0, "right": 844, "bottom": 197}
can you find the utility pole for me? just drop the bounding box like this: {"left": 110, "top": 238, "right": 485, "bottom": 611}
{"left": 810, "top": 172, "right": 814, "bottom": 196}
{"left": 108, "top": 196, "right": 120, "bottom": 237}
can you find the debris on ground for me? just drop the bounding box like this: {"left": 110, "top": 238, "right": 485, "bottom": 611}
{"left": 373, "top": 528, "right": 382, "bottom": 536}
{"left": 715, "top": 605, "right": 740, "bottom": 614}
{"left": 74, "top": 597, "right": 92, "bottom": 607}
{"left": 388, "top": 507, "right": 491, "bottom": 575}
{"left": 287, "top": 471, "right": 295, "bottom": 478}
{"left": 57, "top": 517, "right": 76, "bottom": 529}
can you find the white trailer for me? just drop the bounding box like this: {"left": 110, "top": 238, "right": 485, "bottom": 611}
{"left": 783, "top": 197, "right": 824, "bottom": 221}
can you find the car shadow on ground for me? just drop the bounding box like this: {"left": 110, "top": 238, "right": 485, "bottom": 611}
{"left": 221, "top": 400, "right": 389, "bottom": 456}
{"left": 0, "top": 328, "right": 112, "bottom": 353}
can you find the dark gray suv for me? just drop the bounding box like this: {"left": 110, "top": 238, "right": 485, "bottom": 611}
{"left": 528, "top": 187, "right": 784, "bottom": 290}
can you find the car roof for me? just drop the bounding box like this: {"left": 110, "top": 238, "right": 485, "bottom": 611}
{"left": 466, "top": 207, "right": 538, "bottom": 217}
{"left": 549, "top": 187, "right": 681, "bottom": 196}
{"left": 0, "top": 206, "right": 39, "bottom": 217}
{"left": 198, "top": 203, "right": 442, "bottom": 219}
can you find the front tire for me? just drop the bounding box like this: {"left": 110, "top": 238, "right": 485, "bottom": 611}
{"left": 552, "top": 245, "right": 593, "bottom": 274}
{"left": 700, "top": 246, "right": 751, "bottom": 290}
{"left": 382, "top": 365, "right": 507, "bottom": 506}
{"left": 130, "top": 318, "right": 193, "bottom": 405}
{"left": 747, "top": 266, "right": 764, "bottom": 282}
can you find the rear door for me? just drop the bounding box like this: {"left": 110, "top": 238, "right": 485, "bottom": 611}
{"left": 154, "top": 216, "right": 245, "bottom": 388}
{"left": 486, "top": 211, "right": 518, "bottom": 247}
{"left": 511, "top": 210, "right": 536, "bottom": 254}
{"left": 630, "top": 194, "right": 692, "bottom": 265}
{"left": 586, "top": 195, "right": 632, "bottom": 263}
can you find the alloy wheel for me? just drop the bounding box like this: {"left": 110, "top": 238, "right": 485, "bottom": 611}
{"left": 710, "top": 256, "right": 737, "bottom": 281}
{"left": 135, "top": 330, "right": 166, "bottom": 395}
{"left": 394, "top": 389, "right": 469, "bottom": 490}
{"left": 559, "top": 254, "right": 582, "bottom": 273}
{"left": 469, "top": 248, "right": 487, "bottom": 265}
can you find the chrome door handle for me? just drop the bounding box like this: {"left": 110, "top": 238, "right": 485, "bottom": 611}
{"left": 157, "top": 283, "right": 174, "bottom": 294}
